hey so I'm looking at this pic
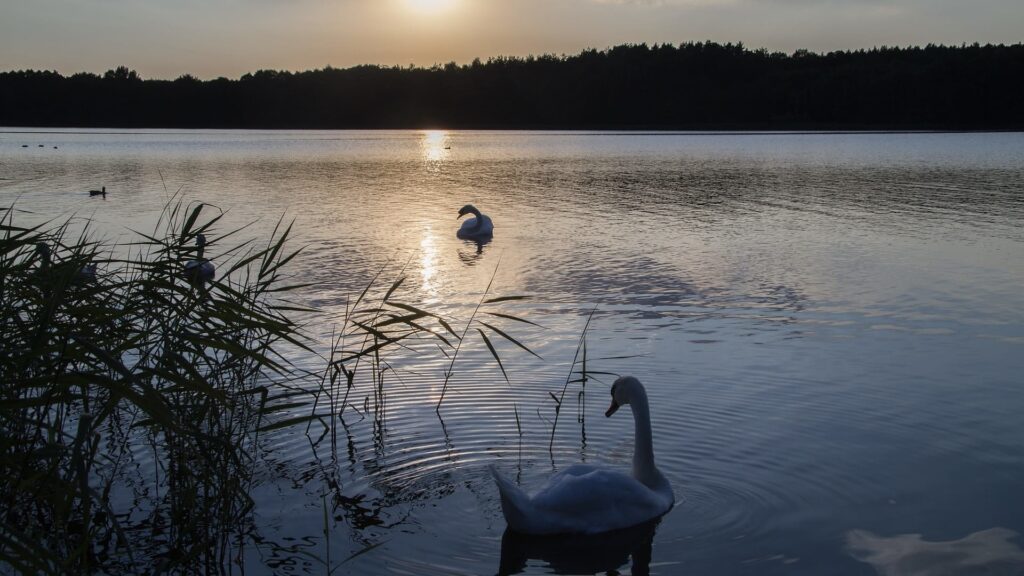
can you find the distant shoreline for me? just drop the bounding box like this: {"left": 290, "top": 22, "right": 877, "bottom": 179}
{"left": 4, "top": 42, "right": 1022, "bottom": 130}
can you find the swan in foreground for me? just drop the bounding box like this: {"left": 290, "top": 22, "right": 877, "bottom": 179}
{"left": 183, "top": 234, "right": 215, "bottom": 284}
{"left": 491, "top": 376, "right": 674, "bottom": 535}
{"left": 456, "top": 204, "right": 494, "bottom": 240}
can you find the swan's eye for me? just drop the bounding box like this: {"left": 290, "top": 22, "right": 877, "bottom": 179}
{"left": 610, "top": 384, "right": 617, "bottom": 397}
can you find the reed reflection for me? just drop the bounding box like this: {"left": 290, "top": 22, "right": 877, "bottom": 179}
{"left": 496, "top": 518, "right": 661, "bottom": 576}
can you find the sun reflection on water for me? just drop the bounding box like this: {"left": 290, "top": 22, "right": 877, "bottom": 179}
{"left": 420, "top": 229, "right": 439, "bottom": 297}
{"left": 420, "top": 130, "right": 451, "bottom": 163}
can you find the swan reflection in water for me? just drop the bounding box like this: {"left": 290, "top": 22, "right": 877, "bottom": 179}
{"left": 457, "top": 236, "right": 492, "bottom": 266}
{"left": 497, "top": 517, "right": 661, "bottom": 576}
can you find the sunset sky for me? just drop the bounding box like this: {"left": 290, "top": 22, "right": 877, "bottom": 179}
{"left": 1, "top": 0, "right": 1021, "bottom": 79}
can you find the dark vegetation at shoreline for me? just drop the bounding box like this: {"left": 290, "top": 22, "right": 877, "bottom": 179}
{"left": 2, "top": 42, "right": 1023, "bottom": 130}
{"left": 0, "top": 199, "right": 542, "bottom": 573}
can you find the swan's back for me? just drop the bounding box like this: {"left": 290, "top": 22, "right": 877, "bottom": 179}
{"left": 458, "top": 215, "right": 493, "bottom": 237}
{"left": 532, "top": 466, "right": 671, "bottom": 534}
{"left": 492, "top": 464, "right": 672, "bottom": 535}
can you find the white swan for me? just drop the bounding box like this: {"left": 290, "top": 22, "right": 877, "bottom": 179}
{"left": 183, "top": 234, "right": 215, "bottom": 284}
{"left": 456, "top": 204, "right": 494, "bottom": 239}
{"left": 491, "top": 376, "right": 674, "bottom": 535}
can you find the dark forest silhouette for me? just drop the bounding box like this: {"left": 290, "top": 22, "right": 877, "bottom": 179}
{"left": 2, "top": 42, "right": 1022, "bottom": 129}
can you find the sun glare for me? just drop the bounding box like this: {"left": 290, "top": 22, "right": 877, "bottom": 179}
{"left": 404, "top": 0, "right": 457, "bottom": 15}
{"left": 421, "top": 130, "right": 451, "bottom": 162}
{"left": 419, "top": 230, "right": 439, "bottom": 295}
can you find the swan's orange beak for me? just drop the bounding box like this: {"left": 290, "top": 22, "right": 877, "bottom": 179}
{"left": 605, "top": 400, "right": 620, "bottom": 417}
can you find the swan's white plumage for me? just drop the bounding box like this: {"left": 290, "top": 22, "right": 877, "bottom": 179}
{"left": 456, "top": 204, "right": 494, "bottom": 239}
{"left": 491, "top": 376, "right": 674, "bottom": 535}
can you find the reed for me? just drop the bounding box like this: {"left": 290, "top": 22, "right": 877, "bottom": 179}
{"left": 0, "top": 199, "right": 544, "bottom": 574}
{"left": 546, "top": 306, "right": 645, "bottom": 452}
{"left": 0, "top": 199, "right": 313, "bottom": 573}
{"left": 433, "top": 259, "right": 542, "bottom": 441}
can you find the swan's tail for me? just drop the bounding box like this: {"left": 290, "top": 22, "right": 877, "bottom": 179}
{"left": 489, "top": 465, "right": 534, "bottom": 533}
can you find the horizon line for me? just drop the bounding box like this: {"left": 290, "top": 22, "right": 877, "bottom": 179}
{"left": 3, "top": 40, "right": 1020, "bottom": 82}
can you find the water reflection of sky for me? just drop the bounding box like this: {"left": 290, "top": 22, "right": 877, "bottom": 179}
{"left": 419, "top": 227, "right": 439, "bottom": 297}
{"left": 3, "top": 130, "right": 1024, "bottom": 574}
{"left": 848, "top": 528, "right": 1024, "bottom": 576}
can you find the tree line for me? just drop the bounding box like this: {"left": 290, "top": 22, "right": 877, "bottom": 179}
{"left": 2, "top": 42, "right": 1022, "bottom": 129}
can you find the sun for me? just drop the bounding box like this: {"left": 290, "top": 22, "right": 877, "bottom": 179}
{"left": 404, "top": 0, "right": 457, "bottom": 14}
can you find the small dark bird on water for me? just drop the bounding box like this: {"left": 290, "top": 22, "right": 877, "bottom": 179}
{"left": 89, "top": 186, "right": 106, "bottom": 198}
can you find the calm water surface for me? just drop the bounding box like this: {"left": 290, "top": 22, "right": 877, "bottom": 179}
{"left": 3, "top": 129, "right": 1024, "bottom": 575}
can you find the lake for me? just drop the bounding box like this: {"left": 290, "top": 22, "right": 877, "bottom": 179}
{"left": 3, "top": 129, "right": 1024, "bottom": 575}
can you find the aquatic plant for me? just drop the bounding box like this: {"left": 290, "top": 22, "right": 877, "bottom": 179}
{"left": 434, "top": 258, "right": 541, "bottom": 438}
{"left": 303, "top": 255, "right": 461, "bottom": 448}
{"left": 545, "top": 306, "right": 642, "bottom": 452}
{"left": 0, "top": 199, "right": 313, "bottom": 573}
{"left": 0, "top": 196, "right": 545, "bottom": 574}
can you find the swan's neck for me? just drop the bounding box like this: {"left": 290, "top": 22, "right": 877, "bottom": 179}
{"left": 629, "top": 389, "right": 660, "bottom": 489}
{"left": 469, "top": 208, "right": 483, "bottom": 230}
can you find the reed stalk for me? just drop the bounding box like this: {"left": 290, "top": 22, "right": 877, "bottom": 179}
{"left": 0, "top": 199, "right": 311, "bottom": 573}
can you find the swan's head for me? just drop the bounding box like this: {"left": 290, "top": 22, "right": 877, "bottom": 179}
{"left": 196, "top": 234, "right": 207, "bottom": 248}
{"left": 606, "top": 376, "right": 642, "bottom": 417}
{"left": 457, "top": 204, "right": 479, "bottom": 219}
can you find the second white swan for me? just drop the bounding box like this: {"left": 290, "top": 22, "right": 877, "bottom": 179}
{"left": 491, "top": 376, "right": 674, "bottom": 534}
{"left": 184, "top": 234, "right": 215, "bottom": 284}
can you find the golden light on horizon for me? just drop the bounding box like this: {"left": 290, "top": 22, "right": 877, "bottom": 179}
{"left": 404, "top": 0, "right": 457, "bottom": 15}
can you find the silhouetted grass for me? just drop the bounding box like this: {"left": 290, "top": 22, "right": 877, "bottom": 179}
{"left": 433, "top": 259, "right": 541, "bottom": 441}
{"left": 0, "top": 199, "right": 546, "bottom": 574}
{"left": 544, "top": 306, "right": 650, "bottom": 453}
{"left": 0, "top": 199, "right": 314, "bottom": 573}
